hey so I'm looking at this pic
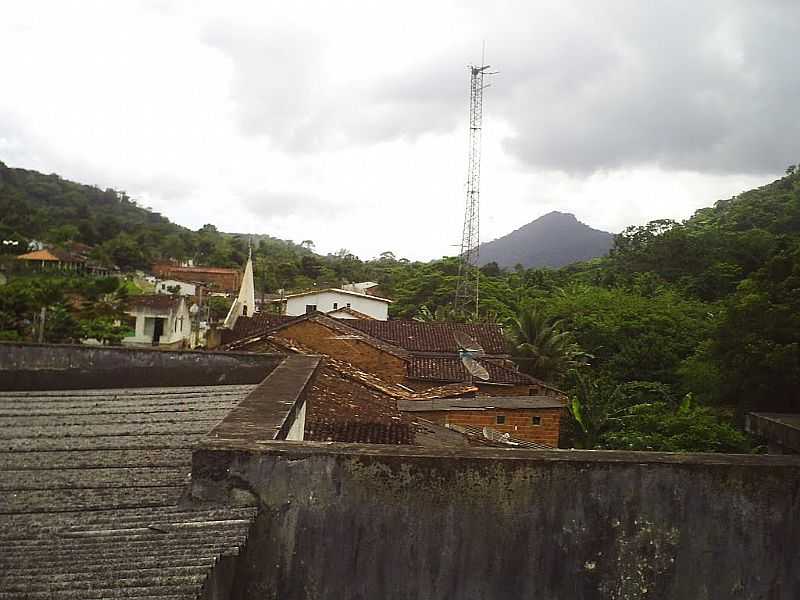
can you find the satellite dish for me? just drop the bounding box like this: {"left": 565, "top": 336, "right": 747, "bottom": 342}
{"left": 454, "top": 331, "right": 490, "bottom": 381}
{"left": 461, "top": 355, "right": 490, "bottom": 381}
{"left": 453, "top": 331, "right": 485, "bottom": 355}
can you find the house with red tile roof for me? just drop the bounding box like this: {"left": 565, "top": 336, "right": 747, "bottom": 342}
{"left": 219, "top": 312, "right": 567, "bottom": 446}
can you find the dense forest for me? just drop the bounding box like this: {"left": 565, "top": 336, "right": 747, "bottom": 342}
{"left": 2, "top": 159, "right": 799, "bottom": 452}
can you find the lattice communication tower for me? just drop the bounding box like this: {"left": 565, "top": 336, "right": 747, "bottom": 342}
{"left": 454, "top": 63, "right": 492, "bottom": 318}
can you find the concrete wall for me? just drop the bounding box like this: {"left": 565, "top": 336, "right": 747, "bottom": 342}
{"left": 0, "top": 342, "right": 283, "bottom": 390}
{"left": 192, "top": 443, "right": 800, "bottom": 600}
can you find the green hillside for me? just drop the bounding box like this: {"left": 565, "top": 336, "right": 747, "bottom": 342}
{"left": 2, "top": 158, "right": 799, "bottom": 450}
{"left": 0, "top": 160, "right": 302, "bottom": 272}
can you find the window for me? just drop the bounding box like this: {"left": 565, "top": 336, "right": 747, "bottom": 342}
{"left": 346, "top": 303, "right": 351, "bottom": 308}
{"left": 532, "top": 416, "right": 541, "bottom": 426}
{"left": 161, "top": 283, "right": 166, "bottom": 290}
{"left": 242, "top": 305, "right": 248, "bottom": 316}
{"left": 496, "top": 415, "right": 506, "bottom": 425}
{"left": 333, "top": 302, "right": 338, "bottom": 310}
{"left": 305, "top": 304, "right": 317, "bottom": 314}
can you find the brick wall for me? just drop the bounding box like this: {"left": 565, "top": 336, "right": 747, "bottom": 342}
{"left": 412, "top": 407, "right": 563, "bottom": 447}
{"left": 275, "top": 320, "right": 408, "bottom": 384}
{"left": 153, "top": 265, "right": 241, "bottom": 292}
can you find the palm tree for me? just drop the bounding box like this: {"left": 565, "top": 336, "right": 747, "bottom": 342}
{"left": 505, "top": 306, "right": 588, "bottom": 383}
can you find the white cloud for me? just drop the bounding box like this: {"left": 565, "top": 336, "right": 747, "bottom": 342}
{"left": 0, "top": 0, "right": 796, "bottom": 261}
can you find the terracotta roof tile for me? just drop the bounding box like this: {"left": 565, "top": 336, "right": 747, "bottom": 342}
{"left": 221, "top": 313, "right": 299, "bottom": 345}
{"left": 407, "top": 355, "right": 534, "bottom": 385}
{"left": 345, "top": 320, "right": 508, "bottom": 354}
{"left": 305, "top": 420, "right": 413, "bottom": 444}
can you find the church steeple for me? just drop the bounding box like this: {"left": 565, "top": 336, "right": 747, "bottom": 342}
{"left": 223, "top": 246, "right": 256, "bottom": 328}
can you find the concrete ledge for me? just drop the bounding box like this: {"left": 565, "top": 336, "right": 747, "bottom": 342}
{"left": 191, "top": 440, "right": 800, "bottom": 599}
{"left": 0, "top": 342, "right": 284, "bottom": 390}
{"left": 747, "top": 412, "right": 800, "bottom": 454}
{"left": 192, "top": 355, "right": 322, "bottom": 505}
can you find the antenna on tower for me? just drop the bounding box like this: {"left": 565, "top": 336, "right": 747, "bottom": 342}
{"left": 454, "top": 50, "right": 495, "bottom": 320}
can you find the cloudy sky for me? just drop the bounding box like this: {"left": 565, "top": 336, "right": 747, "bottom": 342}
{"left": 1, "top": 1, "right": 798, "bottom": 260}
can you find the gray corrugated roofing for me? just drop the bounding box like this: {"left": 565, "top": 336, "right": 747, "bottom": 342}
{"left": 0, "top": 383, "right": 258, "bottom": 599}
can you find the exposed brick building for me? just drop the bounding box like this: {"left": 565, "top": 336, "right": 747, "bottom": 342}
{"left": 221, "top": 312, "right": 567, "bottom": 446}
{"left": 398, "top": 396, "right": 564, "bottom": 448}
{"left": 152, "top": 262, "right": 241, "bottom": 293}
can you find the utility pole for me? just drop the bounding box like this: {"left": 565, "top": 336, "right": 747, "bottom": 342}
{"left": 38, "top": 307, "right": 46, "bottom": 343}
{"left": 454, "top": 56, "right": 494, "bottom": 319}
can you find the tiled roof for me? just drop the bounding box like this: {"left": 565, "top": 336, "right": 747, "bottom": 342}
{"left": 407, "top": 355, "right": 535, "bottom": 385}
{"left": 126, "top": 294, "right": 183, "bottom": 310}
{"left": 221, "top": 313, "right": 299, "bottom": 345}
{"left": 305, "top": 420, "right": 413, "bottom": 444}
{"left": 0, "top": 383, "right": 259, "bottom": 599}
{"left": 160, "top": 265, "right": 240, "bottom": 274}
{"left": 344, "top": 320, "right": 508, "bottom": 354}
{"left": 16, "top": 248, "right": 85, "bottom": 263}
{"left": 328, "top": 306, "right": 376, "bottom": 319}
{"left": 305, "top": 363, "right": 469, "bottom": 448}
{"left": 398, "top": 395, "right": 566, "bottom": 412}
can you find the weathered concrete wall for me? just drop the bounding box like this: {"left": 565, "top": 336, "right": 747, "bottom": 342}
{"left": 192, "top": 443, "right": 800, "bottom": 600}
{"left": 0, "top": 342, "right": 283, "bottom": 390}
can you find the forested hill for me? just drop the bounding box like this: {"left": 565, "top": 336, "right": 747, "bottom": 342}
{"left": 478, "top": 211, "right": 613, "bottom": 268}
{"left": 0, "top": 160, "right": 304, "bottom": 271}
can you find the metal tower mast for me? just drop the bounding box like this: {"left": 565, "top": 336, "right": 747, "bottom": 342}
{"left": 454, "top": 63, "right": 491, "bottom": 318}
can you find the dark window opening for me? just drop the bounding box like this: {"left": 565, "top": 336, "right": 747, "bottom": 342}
{"left": 333, "top": 302, "right": 338, "bottom": 310}
{"left": 305, "top": 304, "right": 317, "bottom": 314}
{"left": 346, "top": 302, "right": 351, "bottom": 308}
{"left": 532, "top": 416, "right": 541, "bottom": 426}
{"left": 496, "top": 415, "right": 506, "bottom": 425}
{"left": 243, "top": 305, "right": 248, "bottom": 316}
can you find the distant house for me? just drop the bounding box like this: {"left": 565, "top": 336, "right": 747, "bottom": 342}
{"left": 152, "top": 262, "right": 241, "bottom": 293}
{"left": 15, "top": 245, "right": 111, "bottom": 275}
{"left": 155, "top": 278, "right": 202, "bottom": 297}
{"left": 123, "top": 295, "right": 191, "bottom": 348}
{"left": 277, "top": 288, "right": 391, "bottom": 320}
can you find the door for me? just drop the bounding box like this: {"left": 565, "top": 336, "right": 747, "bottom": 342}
{"left": 152, "top": 318, "right": 165, "bottom": 345}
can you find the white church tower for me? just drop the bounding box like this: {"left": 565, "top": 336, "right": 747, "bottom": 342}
{"left": 223, "top": 248, "right": 256, "bottom": 329}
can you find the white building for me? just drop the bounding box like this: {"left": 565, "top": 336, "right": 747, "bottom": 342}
{"left": 281, "top": 288, "right": 391, "bottom": 320}
{"left": 155, "top": 278, "right": 198, "bottom": 296}
{"left": 223, "top": 250, "right": 256, "bottom": 329}
{"left": 123, "top": 295, "right": 192, "bottom": 348}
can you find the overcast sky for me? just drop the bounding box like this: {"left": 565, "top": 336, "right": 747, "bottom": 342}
{"left": 1, "top": 1, "right": 798, "bottom": 260}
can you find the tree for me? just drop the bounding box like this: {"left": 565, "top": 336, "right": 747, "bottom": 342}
{"left": 505, "top": 306, "right": 588, "bottom": 383}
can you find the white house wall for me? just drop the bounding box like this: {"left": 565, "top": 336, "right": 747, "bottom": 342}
{"left": 284, "top": 291, "right": 389, "bottom": 320}
{"left": 155, "top": 279, "right": 197, "bottom": 296}
{"left": 124, "top": 303, "right": 192, "bottom": 346}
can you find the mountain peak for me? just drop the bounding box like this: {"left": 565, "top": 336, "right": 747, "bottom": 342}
{"left": 478, "top": 212, "right": 613, "bottom": 269}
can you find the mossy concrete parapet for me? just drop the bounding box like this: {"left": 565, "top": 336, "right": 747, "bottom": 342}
{"left": 193, "top": 442, "right": 800, "bottom": 600}
{"left": 0, "top": 342, "right": 284, "bottom": 389}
